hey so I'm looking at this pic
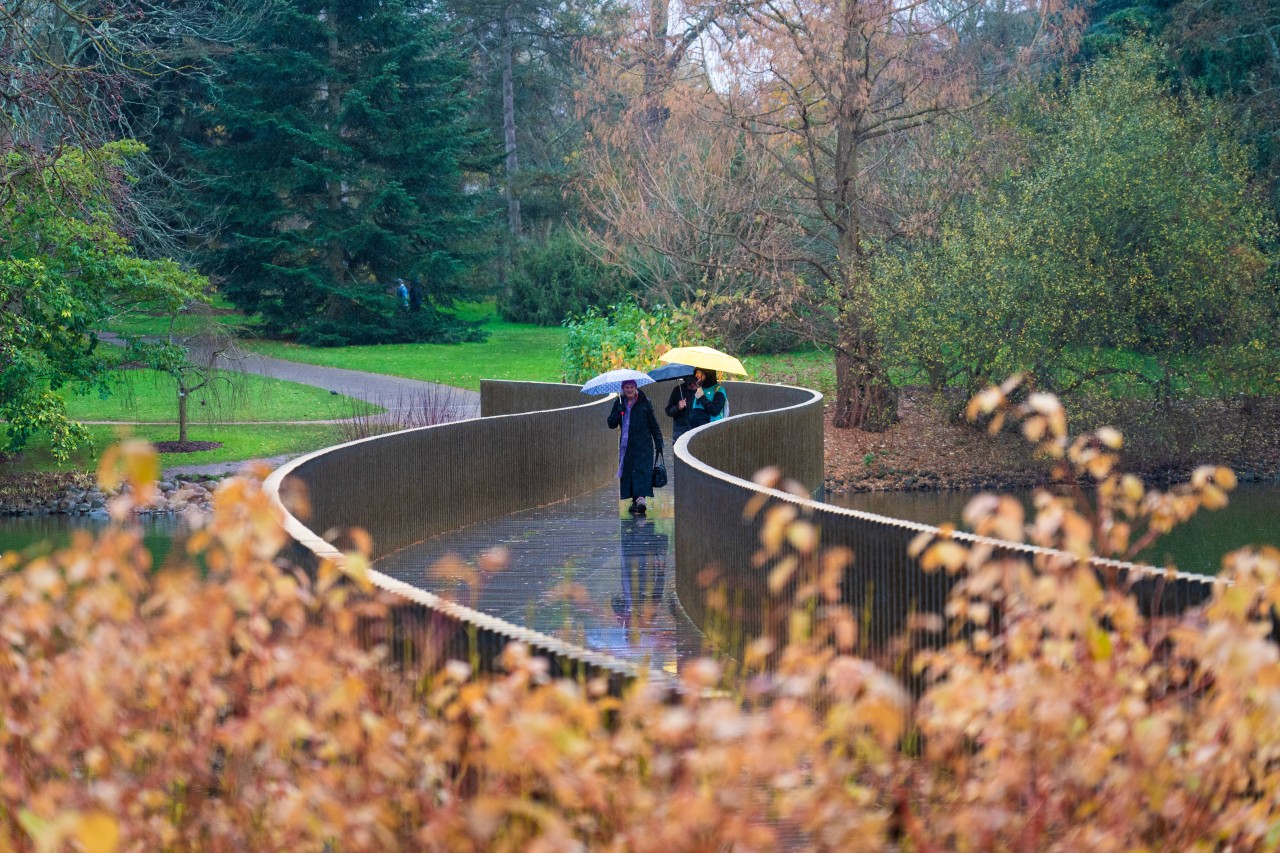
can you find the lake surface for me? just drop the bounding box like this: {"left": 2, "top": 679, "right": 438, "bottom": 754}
{"left": 0, "top": 514, "right": 186, "bottom": 567}
{"left": 825, "top": 482, "right": 1280, "bottom": 576}
{"left": 3, "top": 482, "right": 1275, "bottom": 578}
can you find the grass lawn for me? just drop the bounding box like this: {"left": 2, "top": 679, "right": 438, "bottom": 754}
{"left": 1052, "top": 346, "right": 1278, "bottom": 399}
{"left": 247, "top": 300, "right": 842, "bottom": 394}
{"left": 247, "top": 302, "right": 567, "bottom": 390}
{"left": 63, "top": 369, "right": 375, "bottom": 423}
{"left": 745, "top": 350, "right": 837, "bottom": 397}
{"left": 104, "top": 293, "right": 256, "bottom": 340}
{"left": 109, "top": 298, "right": 1274, "bottom": 403}
{"left": 5, "top": 424, "right": 346, "bottom": 475}
{"left": 111, "top": 294, "right": 837, "bottom": 396}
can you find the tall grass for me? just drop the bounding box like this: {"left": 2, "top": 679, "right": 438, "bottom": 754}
{"left": 333, "top": 385, "right": 477, "bottom": 442}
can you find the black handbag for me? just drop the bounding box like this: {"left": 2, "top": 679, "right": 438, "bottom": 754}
{"left": 652, "top": 449, "right": 668, "bottom": 488}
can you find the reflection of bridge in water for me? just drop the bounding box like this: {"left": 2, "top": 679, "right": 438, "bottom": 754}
{"left": 266, "top": 379, "right": 1222, "bottom": 690}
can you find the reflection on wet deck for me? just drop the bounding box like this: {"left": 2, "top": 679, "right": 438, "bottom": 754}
{"left": 373, "top": 481, "right": 706, "bottom": 676}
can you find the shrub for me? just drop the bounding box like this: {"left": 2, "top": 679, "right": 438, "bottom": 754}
{"left": 1, "top": 387, "right": 1278, "bottom": 850}
{"left": 875, "top": 41, "right": 1278, "bottom": 403}
{"left": 497, "top": 228, "right": 638, "bottom": 326}
{"left": 561, "top": 301, "right": 707, "bottom": 383}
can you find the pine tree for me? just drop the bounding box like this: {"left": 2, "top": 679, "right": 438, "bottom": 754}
{"left": 201, "top": 0, "right": 496, "bottom": 344}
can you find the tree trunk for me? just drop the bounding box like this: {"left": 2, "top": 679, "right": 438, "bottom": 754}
{"left": 828, "top": 11, "right": 897, "bottom": 432}
{"left": 832, "top": 326, "right": 898, "bottom": 431}
{"left": 323, "top": 8, "right": 346, "bottom": 302}
{"left": 640, "top": 0, "right": 671, "bottom": 138}
{"left": 178, "top": 389, "right": 188, "bottom": 444}
{"left": 500, "top": 6, "right": 521, "bottom": 237}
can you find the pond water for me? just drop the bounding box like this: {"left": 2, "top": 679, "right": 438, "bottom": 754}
{"left": 825, "top": 482, "right": 1280, "bottom": 576}
{"left": 3, "top": 482, "right": 1275, "bottom": 579}
{"left": 0, "top": 514, "right": 186, "bottom": 567}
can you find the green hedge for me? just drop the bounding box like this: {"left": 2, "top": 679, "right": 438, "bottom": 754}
{"left": 498, "top": 228, "right": 638, "bottom": 326}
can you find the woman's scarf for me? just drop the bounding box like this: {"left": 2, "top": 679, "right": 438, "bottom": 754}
{"left": 617, "top": 395, "right": 635, "bottom": 477}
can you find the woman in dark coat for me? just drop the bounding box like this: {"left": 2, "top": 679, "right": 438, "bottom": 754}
{"left": 664, "top": 374, "right": 699, "bottom": 442}
{"left": 608, "top": 379, "right": 663, "bottom": 515}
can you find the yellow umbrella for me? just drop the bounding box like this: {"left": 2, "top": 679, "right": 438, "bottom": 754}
{"left": 659, "top": 346, "right": 747, "bottom": 376}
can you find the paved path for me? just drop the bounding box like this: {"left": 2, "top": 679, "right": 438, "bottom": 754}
{"left": 374, "top": 477, "right": 705, "bottom": 676}
{"left": 96, "top": 336, "right": 481, "bottom": 479}
{"left": 223, "top": 350, "right": 480, "bottom": 421}
{"left": 100, "top": 334, "right": 480, "bottom": 419}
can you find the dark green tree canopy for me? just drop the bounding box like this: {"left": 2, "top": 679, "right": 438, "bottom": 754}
{"left": 200, "top": 0, "right": 496, "bottom": 345}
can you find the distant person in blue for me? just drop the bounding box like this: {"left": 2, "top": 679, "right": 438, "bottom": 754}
{"left": 607, "top": 379, "right": 663, "bottom": 515}
{"left": 395, "top": 278, "right": 409, "bottom": 308}
{"left": 684, "top": 369, "right": 728, "bottom": 430}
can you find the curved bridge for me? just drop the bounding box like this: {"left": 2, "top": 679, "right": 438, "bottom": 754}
{"left": 264, "top": 379, "right": 1221, "bottom": 688}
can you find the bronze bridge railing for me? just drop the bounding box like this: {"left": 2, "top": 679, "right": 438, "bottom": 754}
{"left": 263, "top": 380, "right": 640, "bottom": 690}
{"left": 673, "top": 383, "right": 1223, "bottom": 657}
{"left": 264, "top": 379, "right": 1223, "bottom": 684}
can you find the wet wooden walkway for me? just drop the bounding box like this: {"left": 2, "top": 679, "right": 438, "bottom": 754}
{"left": 373, "top": 477, "right": 706, "bottom": 676}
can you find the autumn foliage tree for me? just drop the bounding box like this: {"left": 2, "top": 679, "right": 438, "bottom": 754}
{"left": 581, "top": 85, "right": 799, "bottom": 311}
{"left": 583, "top": 0, "right": 1079, "bottom": 430}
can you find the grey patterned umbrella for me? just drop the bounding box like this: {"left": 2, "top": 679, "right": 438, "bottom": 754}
{"left": 580, "top": 368, "right": 655, "bottom": 396}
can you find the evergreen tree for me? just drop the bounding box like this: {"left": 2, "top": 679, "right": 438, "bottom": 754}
{"left": 445, "top": 0, "right": 610, "bottom": 236}
{"left": 200, "top": 0, "right": 495, "bottom": 344}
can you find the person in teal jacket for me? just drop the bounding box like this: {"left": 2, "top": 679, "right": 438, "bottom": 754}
{"left": 685, "top": 369, "right": 727, "bottom": 429}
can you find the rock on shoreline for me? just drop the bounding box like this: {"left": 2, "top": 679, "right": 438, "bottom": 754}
{"left": 0, "top": 477, "right": 219, "bottom": 519}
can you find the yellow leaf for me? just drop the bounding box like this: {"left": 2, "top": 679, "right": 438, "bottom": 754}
{"left": 969, "top": 601, "right": 991, "bottom": 625}
{"left": 1201, "top": 484, "right": 1228, "bottom": 511}
{"left": 966, "top": 387, "right": 1002, "bottom": 421}
{"left": 342, "top": 552, "right": 374, "bottom": 593}
{"left": 789, "top": 610, "right": 811, "bottom": 644}
{"left": 1095, "top": 426, "right": 1123, "bottom": 450}
{"left": 1085, "top": 453, "right": 1115, "bottom": 479}
{"left": 1121, "top": 474, "right": 1145, "bottom": 503}
{"left": 751, "top": 466, "right": 783, "bottom": 488}
{"left": 1087, "top": 624, "right": 1113, "bottom": 662}
{"left": 767, "top": 556, "right": 798, "bottom": 593}
{"left": 921, "top": 541, "right": 967, "bottom": 574}
{"left": 348, "top": 528, "right": 373, "bottom": 556}
{"left": 121, "top": 439, "right": 159, "bottom": 497}
{"left": 786, "top": 521, "right": 818, "bottom": 555}
{"left": 908, "top": 530, "right": 933, "bottom": 558}
{"left": 96, "top": 445, "right": 122, "bottom": 492}
{"left": 74, "top": 814, "right": 120, "bottom": 853}
{"left": 1108, "top": 522, "right": 1130, "bottom": 554}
